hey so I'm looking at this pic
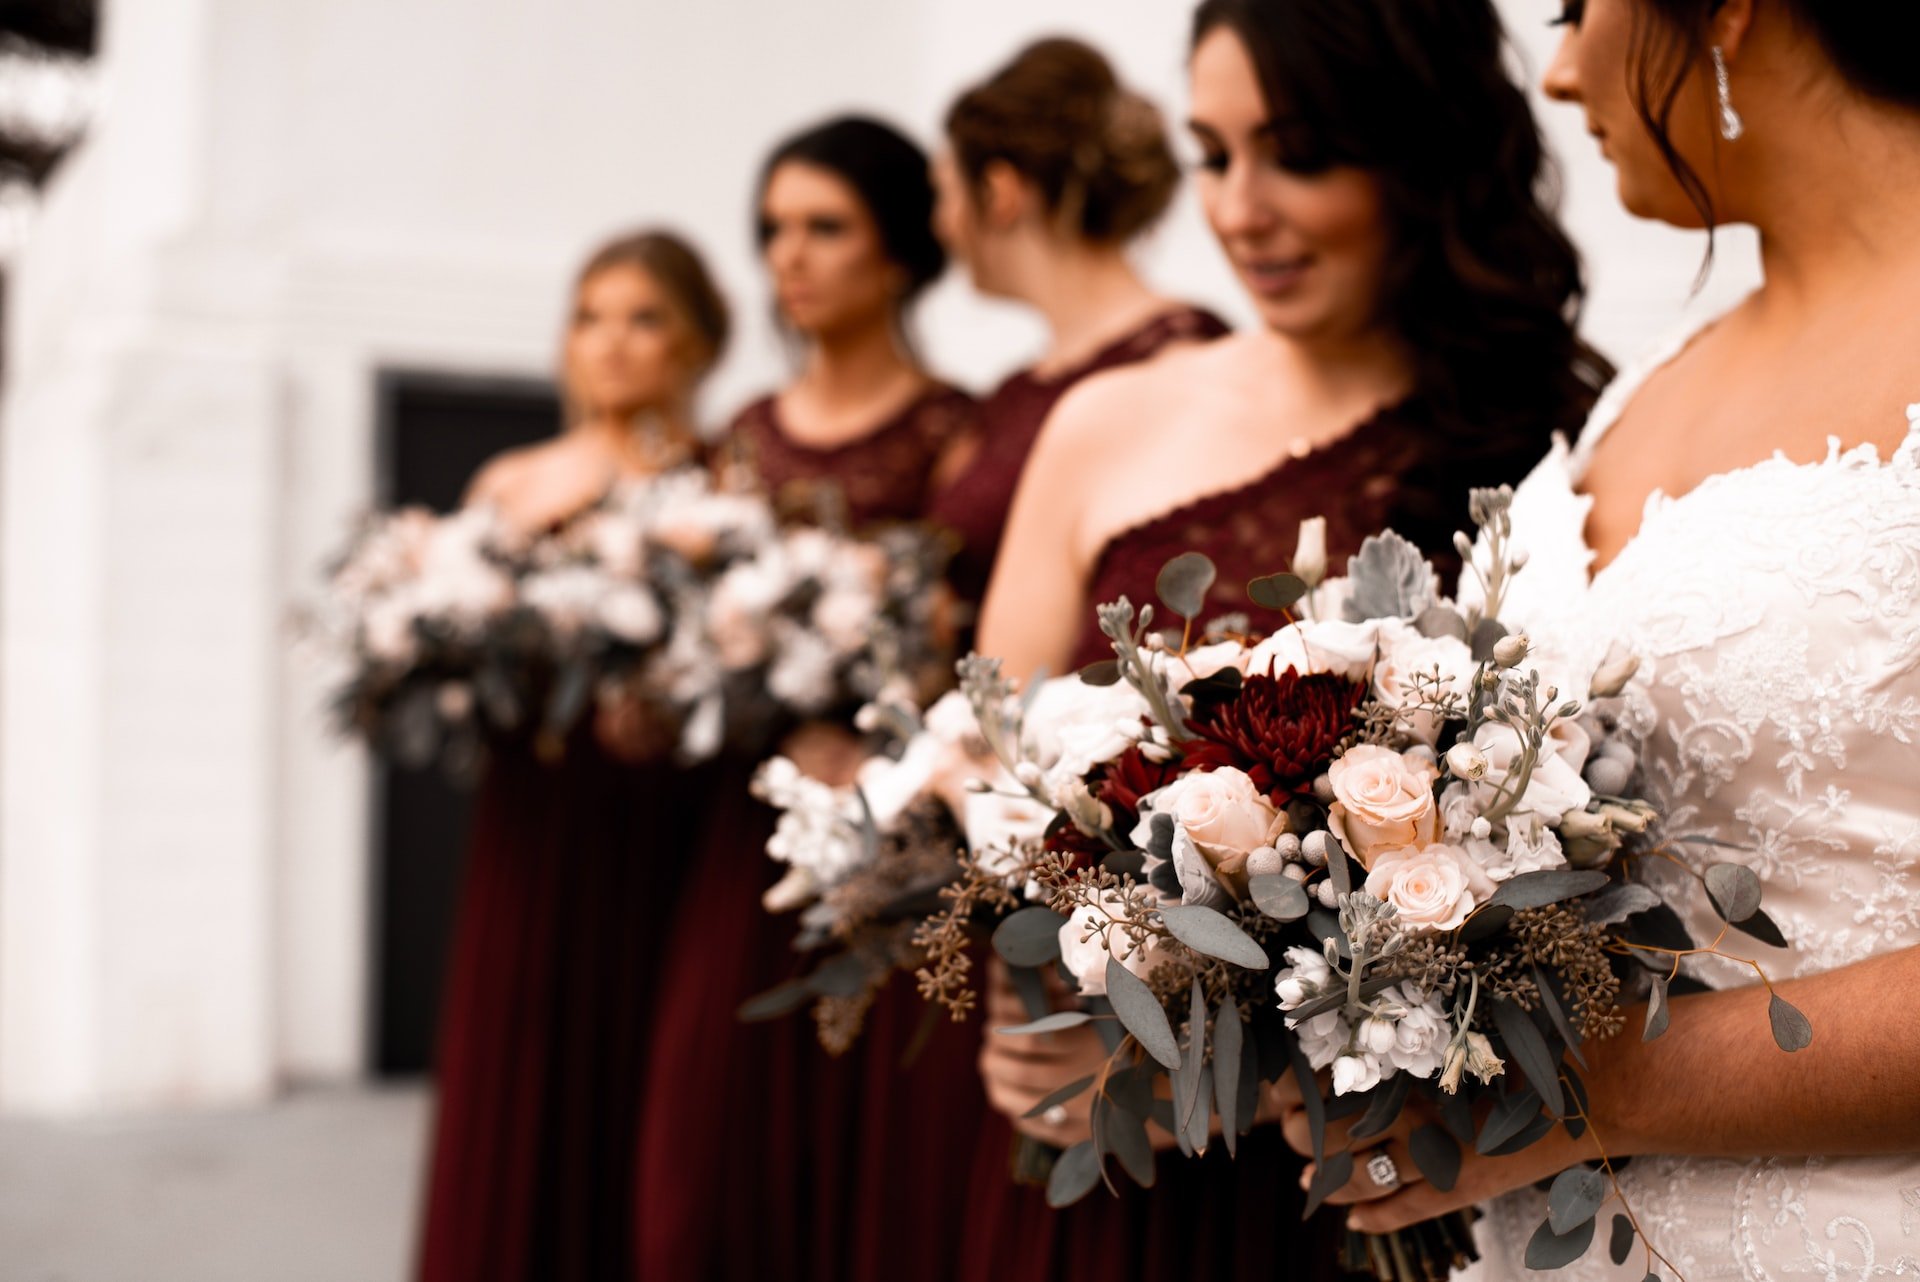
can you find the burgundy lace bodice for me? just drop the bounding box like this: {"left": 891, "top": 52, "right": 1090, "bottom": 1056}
{"left": 722, "top": 384, "right": 978, "bottom": 528}
{"left": 1070, "top": 396, "right": 1492, "bottom": 668}
{"left": 927, "top": 307, "right": 1230, "bottom": 607}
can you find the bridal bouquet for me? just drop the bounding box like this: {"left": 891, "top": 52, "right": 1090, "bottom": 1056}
{"left": 754, "top": 491, "right": 1810, "bottom": 1282}
{"left": 309, "top": 467, "right": 953, "bottom": 775}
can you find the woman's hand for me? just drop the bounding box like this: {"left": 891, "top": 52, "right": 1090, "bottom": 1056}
{"left": 977, "top": 959, "right": 1108, "bottom": 1150}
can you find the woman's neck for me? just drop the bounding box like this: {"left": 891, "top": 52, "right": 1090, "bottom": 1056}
{"left": 794, "top": 316, "right": 925, "bottom": 411}
{"left": 570, "top": 402, "right": 699, "bottom": 470}
{"left": 999, "top": 236, "right": 1167, "bottom": 375}
{"left": 1264, "top": 323, "right": 1417, "bottom": 410}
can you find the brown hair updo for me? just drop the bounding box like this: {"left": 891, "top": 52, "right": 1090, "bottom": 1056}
{"left": 945, "top": 37, "right": 1180, "bottom": 244}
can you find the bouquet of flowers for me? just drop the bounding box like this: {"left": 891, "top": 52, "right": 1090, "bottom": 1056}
{"left": 307, "top": 466, "right": 954, "bottom": 776}
{"left": 754, "top": 491, "right": 1809, "bottom": 1281}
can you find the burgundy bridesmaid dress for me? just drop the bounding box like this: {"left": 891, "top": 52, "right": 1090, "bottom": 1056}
{"left": 632, "top": 385, "right": 975, "bottom": 1282}
{"left": 418, "top": 726, "right": 715, "bottom": 1282}
{"left": 955, "top": 396, "right": 1525, "bottom": 1282}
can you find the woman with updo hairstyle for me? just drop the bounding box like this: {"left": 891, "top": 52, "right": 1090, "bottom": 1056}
{"left": 959, "top": 2, "right": 1610, "bottom": 1279}
{"left": 417, "top": 230, "right": 731, "bottom": 1282}
{"left": 928, "top": 36, "right": 1230, "bottom": 610}
{"left": 632, "top": 115, "right": 978, "bottom": 1282}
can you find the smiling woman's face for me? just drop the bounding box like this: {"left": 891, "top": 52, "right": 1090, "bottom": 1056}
{"left": 1186, "top": 24, "right": 1394, "bottom": 344}
{"left": 1542, "top": 0, "right": 1721, "bottom": 227}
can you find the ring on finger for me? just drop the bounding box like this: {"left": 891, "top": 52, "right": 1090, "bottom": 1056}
{"left": 1363, "top": 1149, "right": 1402, "bottom": 1192}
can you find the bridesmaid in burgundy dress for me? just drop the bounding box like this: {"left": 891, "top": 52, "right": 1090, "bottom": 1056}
{"left": 632, "top": 117, "right": 975, "bottom": 1282}
{"left": 416, "top": 231, "right": 732, "bottom": 1282}
{"left": 811, "top": 39, "right": 1234, "bottom": 1282}
{"left": 961, "top": 2, "right": 1611, "bottom": 1279}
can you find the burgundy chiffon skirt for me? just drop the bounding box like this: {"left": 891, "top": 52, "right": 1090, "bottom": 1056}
{"left": 957, "top": 1115, "right": 1349, "bottom": 1282}
{"left": 417, "top": 738, "right": 709, "bottom": 1282}
{"left": 634, "top": 764, "right": 989, "bottom": 1281}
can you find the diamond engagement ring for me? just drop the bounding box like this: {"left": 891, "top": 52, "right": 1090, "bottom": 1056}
{"left": 1041, "top": 1105, "right": 1069, "bottom": 1127}
{"left": 1365, "top": 1151, "right": 1402, "bottom": 1191}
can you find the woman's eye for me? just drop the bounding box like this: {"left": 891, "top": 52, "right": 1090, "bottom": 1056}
{"left": 1194, "top": 151, "right": 1229, "bottom": 175}
{"left": 1549, "top": 0, "right": 1584, "bottom": 28}
{"left": 807, "top": 217, "right": 848, "bottom": 238}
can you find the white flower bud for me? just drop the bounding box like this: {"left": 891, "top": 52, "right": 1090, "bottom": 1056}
{"left": 1509, "top": 545, "right": 1530, "bottom": 572}
{"left": 1470, "top": 816, "right": 1493, "bottom": 841}
{"left": 1294, "top": 516, "right": 1329, "bottom": 588}
{"left": 1316, "top": 879, "right": 1341, "bottom": 908}
{"left": 1493, "top": 633, "right": 1531, "bottom": 669}
{"left": 1599, "top": 803, "right": 1650, "bottom": 834}
{"left": 1452, "top": 530, "right": 1475, "bottom": 562}
{"left": 1559, "top": 809, "right": 1611, "bottom": 839}
{"left": 1014, "top": 762, "right": 1044, "bottom": 790}
{"left": 1590, "top": 653, "right": 1642, "bottom": 699}
{"left": 1444, "top": 741, "right": 1490, "bottom": 782}
{"left": 1139, "top": 740, "right": 1174, "bottom": 763}
{"left": 1301, "top": 830, "right": 1333, "bottom": 866}
{"left": 1282, "top": 864, "right": 1310, "bottom": 883}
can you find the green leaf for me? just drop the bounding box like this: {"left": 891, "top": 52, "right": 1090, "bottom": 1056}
{"left": 1414, "top": 603, "right": 1470, "bottom": 642}
{"left": 1176, "top": 979, "right": 1208, "bottom": 1131}
{"left": 1095, "top": 1094, "right": 1156, "bottom": 1188}
{"left": 1525, "top": 1212, "right": 1597, "bottom": 1269}
{"left": 1643, "top": 974, "right": 1671, "bottom": 1042}
{"left": 1704, "top": 862, "right": 1763, "bottom": 924}
{"left": 1212, "top": 999, "right": 1244, "bottom": 1154}
{"left": 993, "top": 907, "right": 1069, "bottom": 967}
{"left": 1156, "top": 552, "right": 1218, "bottom": 620}
{"left": 1348, "top": 1072, "right": 1412, "bottom": 1143}
{"left": 1184, "top": 1064, "right": 1213, "bottom": 1155}
{"left": 1731, "top": 905, "right": 1789, "bottom": 949}
{"left": 1409, "top": 1123, "right": 1462, "bottom": 1192}
{"left": 1302, "top": 1149, "right": 1353, "bottom": 1218}
{"left": 1459, "top": 901, "right": 1516, "bottom": 944}
{"left": 1484, "top": 869, "right": 1611, "bottom": 913}
{"left": 1079, "top": 659, "right": 1122, "bottom": 687}
{"left": 1247, "top": 572, "right": 1308, "bottom": 612}
{"left": 1470, "top": 617, "right": 1510, "bottom": 663}
{"left": 1583, "top": 882, "right": 1663, "bottom": 927}
{"left": 1022, "top": 1074, "right": 1096, "bottom": 1120}
{"left": 1159, "top": 904, "right": 1270, "bottom": 968}
{"left": 1105, "top": 956, "right": 1181, "bottom": 1069}
{"left": 1283, "top": 1034, "right": 1329, "bottom": 1166}
{"left": 1282, "top": 973, "right": 1398, "bottom": 1025}
{"left": 1769, "top": 993, "right": 1814, "bottom": 1051}
{"left": 806, "top": 950, "right": 873, "bottom": 998}
{"left": 995, "top": 1011, "right": 1097, "bottom": 1036}
{"left": 1250, "top": 873, "right": 1310, "bottom": 922}
{"left": 1534, "top": 967, "right": 1589, "bottom": 1071}
{"left": 1609, "top": 1213, "right": 1635, "bottom": 1266}
{"left": 1475, "top": 1087, "right": 1544, "bottom": 1155}
{"left": 1492, "top": 998, "right": 1565, "bottom": 1118}
{"left": 1547, "top": 1165, "right": 1608, "bottom": 1233}
{"left": 1045, "top": 1141, "right": 1101, "bottom": 1208}
{"left": 736, "top": 978, "right": 813, "bottom": 1022}
{"left": 1326, "top": 841, "right": 1353, "bottom": 897}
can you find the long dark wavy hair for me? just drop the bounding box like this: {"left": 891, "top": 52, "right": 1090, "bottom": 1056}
{"left": 1193, "top": 0, "right": 1613, "bottom": 461}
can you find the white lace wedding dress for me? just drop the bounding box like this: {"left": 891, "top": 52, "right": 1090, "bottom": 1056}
{"left": 1468, "top": 330, "right": 1920, "bottom": 1280}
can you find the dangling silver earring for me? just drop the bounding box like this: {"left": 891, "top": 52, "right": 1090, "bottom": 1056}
{"left": 1712, "top": 46, "right": 1744, "bottom": 141}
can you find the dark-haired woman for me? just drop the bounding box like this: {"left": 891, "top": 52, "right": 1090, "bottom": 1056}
{"left": 632, "top": 116, "right": 975, "bottom": 1282}
{"left": 1284, "top": 1, "right": 1920, "bottom": 1275}
{"left": 416, "top": 231, "right": 731, "bottom": 1282}
{"left": 962, "top": 2, "right": 1610, "bottom": 1279}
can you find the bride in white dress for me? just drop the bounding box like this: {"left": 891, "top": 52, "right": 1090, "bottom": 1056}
{"left": 1282, "top": 0, "right": 1920, "bottom": 1275}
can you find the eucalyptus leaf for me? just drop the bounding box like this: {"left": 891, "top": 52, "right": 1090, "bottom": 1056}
{"left": 1177, "top": 979, "right": 1207, "bottom": 1129}
{"left": 1609, "top": 1213, "right": 1636, "bottom": 1266}
{"left": 994, "top": 907, "right": 1070, "bottom": 967}
{"left": 1459, "top": 902, "right": 1516, "bottom": 945}
{"left": 1022, "top": 1074, "right": 1096, "bottom": 1120}
{"left": 1525, "top": 1213, "right": 1597, "bottom": 1270}
{"left": 996, "top": 1011, "right": 1097, "bottom": 1036}
{"left": 1146, "top": 813, "right": 1176, "bottom": 863}
{"left": 1106, "top": 956, "right": 1182, "bottom": 1069}
{"left": 1303, "top": 1149, "right": 1354, "bottom": 1218}
{"left": 1284, "top": 1034, "right": 1328, "bottom": 1165}
{"left": 1159, "top": 904, "right": 1270, "bottom": 968}
{"left": 1247, "top": 572, "right": 1308, "bottom": 613}
{"left": 1283, "top": 974, "right": 1398, "bottom": 1025}
{"left": 1409, "top": 1123, "right": 1462, "bottom": 1192}
{"left": 1534, "top": 967, "right": 1589, "bottom": 1070}
{"left": 1475, "top": 1087, "right": 1544, "bottom": 1155}
{"left": 806, "top": 950, "right": 873, "bottom": 999}
{"left": 1305, "top": 908, "right": 1352, "bottom": 960}
{"left": 1492, "top": 998, "right": 1565, "bottom": 1117}
{"left": 1769, "top": 993, "right": 1814, "bottom": 1051}
{"left": 1583, "top": 882, "right": 1663, "bottom": 927}
{"left": 1547, "top": 1166, "right": 1608, "bottom": 1233}
{"left": 1414, "top": 603, "right": 1470, "bottom": 642}
{"left": 1624, "top": 901, "right": 1696, "bottom": 955}
{"left": 1102, "top": 849, "right": 1147, "bottom": 879}
{"left": 1705, "top": 862, "right": 1764, "bottom": 924}
{"left": 1484, "top": 1108, "right": 1559, "bottom": 1156}
{"left": 1470, "top": 617, "right": 1511, "bottom": 663}
{"left": 1437, "top": 1086, "right": 1475, "bottom": 1146}
{"left": 1250, "top": 873, "right": 1311, "bottom": 922}
{"left": 1327, "top": 843, "right": 1354, "bottom": 896}
{"left": 1010, "top": 965, "right": 1052, "bottom": 1023}
{"left": 1348, "top": 1072, "right": 1412, "bottom": 1143}
{"left": 1484, "top": 869, "right": 1611, "bottom": 913}
{"left": 1213, "top": 999, "right": 1244, "bottom": 1152}
{"left": 1185, "top": 1065, "right": 1213, "bottom": 1155}
{"left": 1643, "top": 974, "right": 1672, "bottom": 1041}
{"left": 1100, "top": 1095, "right": 1156, "bottom": 1188}
{"left": 736, "top": 978, "right": 813, "bottom": 1022}
{"left": 1079, "top": 659, "right": 1122, "bottom": 687}
{"left": 1732, "top": 906, "right": 1790, "bottom": 949}
{"left": 1157, "top": 552, "right": 1218, "bottom": 621}
{"left": 1045, "top": 1141, "right": 1102, "bottom": 1208}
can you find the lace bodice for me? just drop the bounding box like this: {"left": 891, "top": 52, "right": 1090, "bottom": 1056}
{"left": 926, "top": 307, "right": 1229, "bottom": 608}
{"left": 720, "top": 385, "right": 977, "bottom": 529}
{"left": 1471, "top": 335, "right": 1920, "bottom": 1278}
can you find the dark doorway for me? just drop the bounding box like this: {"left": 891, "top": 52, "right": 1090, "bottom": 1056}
{"left": 371, "top": 370, "right": 560, "bottom": 1076}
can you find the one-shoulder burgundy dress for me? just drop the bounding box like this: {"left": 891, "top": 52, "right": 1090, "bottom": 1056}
{"left": 955, "top": 396, "right": 1504, "bottom": 1282}
{"left": 632, "top": 385, "right": 975, "bottom": 1282}
{"left": 417, "top": 672, "right": 716, "bottom": 1280}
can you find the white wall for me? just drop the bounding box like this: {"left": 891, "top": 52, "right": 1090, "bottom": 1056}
{"left": 0, "top": 0, "right": 1760, "bottom": 1115}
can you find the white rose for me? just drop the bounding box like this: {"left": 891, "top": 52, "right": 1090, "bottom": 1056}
{"left": 1472, "top": 722, "right": 1593, "bottom": 823}
{"left": 1363, "top": 842, "right": 1496, "bottom": 934}
{"left": 1371, "top": 622, "right": 1477, "bottom": 746}
{"left": 1156, "top": 641, "right": 1250, "bottom": 686}
{"left": 1020, "top": 675, "right": 1153, "bottom": 792}
{"left": 1325, "top": 745, "right": 1441, "bottom": 869}
{"left": 1245, "top": 619, "right": 1379, "bottom": 682}
{"left": 1058, "top": 889, "right": 1169, "bottom": 997}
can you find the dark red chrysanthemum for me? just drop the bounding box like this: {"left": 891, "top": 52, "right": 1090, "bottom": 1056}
{"left": 1094, "top": 743, "right": 1180, "bottom": 827}
{"left": 1182, "top": 669, "right": 1366, "bottom": 801}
